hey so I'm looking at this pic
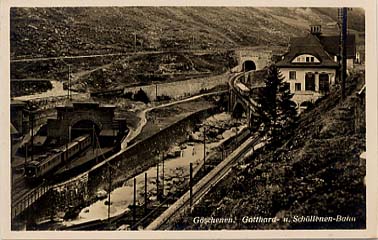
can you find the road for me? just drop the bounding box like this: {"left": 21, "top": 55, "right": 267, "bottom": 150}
{"left": 121, "top": 90, "right": 228, "bottom": 149}
{"left": 10, "top": 49, "right": 230, "bottom": 63}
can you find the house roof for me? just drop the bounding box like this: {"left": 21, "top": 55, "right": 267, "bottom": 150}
{"left": 318, "top": 34, "right": 356, "bottom": 58}
{"left": 276, "top": 34, "right": 339, "bottom": 68}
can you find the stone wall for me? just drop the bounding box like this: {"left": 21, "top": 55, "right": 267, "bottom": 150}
{"left": 86, "top": 106, "right": 217, "bottom": 195}
{"left": 123, "top": 74, "right": 230, "bottom": 101}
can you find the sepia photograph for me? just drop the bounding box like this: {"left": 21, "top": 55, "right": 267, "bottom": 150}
{"left": 1, "top": 0, "right": 377, "bottom": 239}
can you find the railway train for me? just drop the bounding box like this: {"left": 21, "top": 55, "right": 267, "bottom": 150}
{"left": 235, "top": 82, "right": 251, "bottom": 97}
{"left": 24, "top": 134, "right": 91, "bottom": 180}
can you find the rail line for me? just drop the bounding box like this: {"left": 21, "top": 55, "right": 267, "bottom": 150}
{"left": 145, "top": 134, "right": 261, "bottom": 230}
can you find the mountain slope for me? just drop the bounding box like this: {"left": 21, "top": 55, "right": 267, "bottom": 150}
{"left": 173, "top": 70, "right": 366, "bottom": 230}
{"left": 10, "top": 7, "right": 365, "bottom": 59}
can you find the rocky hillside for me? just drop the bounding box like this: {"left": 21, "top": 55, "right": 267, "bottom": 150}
{"left": 10, "top": 7, "right": 365, "bottom": 59}
{"left": 175, "top": 70, "right": 366, "bottom": 230}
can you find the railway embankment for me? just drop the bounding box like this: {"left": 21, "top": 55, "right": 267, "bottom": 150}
{"left": 173, "top": 70, "right": 366, "bottom": 230}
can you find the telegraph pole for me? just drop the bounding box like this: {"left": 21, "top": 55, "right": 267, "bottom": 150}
{"left": 29, "top": 106, "right": 35, "bottom": 162}
{"left": 189, "top": 162, "right": 193, "bottom": 209}
{"left": 203, "top": 126, "right": 206, "bottom": 170}
{"left": 68, "top": 64, "right": 71, "bottom": 100}
{"left": 162, "top": 155, "right": 165, "bottom": 199}
{"left": 156, "top": 161, "right": 159, "bottom": 201}
{"left": 340, "top": 7, "right": 348, "bottom": 99}
{"left": 133, "top": 177, "right": 136, "bottom": 229}
{"left": 107, "top": 163, "right": 112, "bottom": 226}
{"left": 155, "top": 84, "right": 158, "bottom": 101}
{"left": 24, "top": 145, "right": 28, "bottom": 166}
{"left": 144, "top": 172, "right": 148, "bottom": 215}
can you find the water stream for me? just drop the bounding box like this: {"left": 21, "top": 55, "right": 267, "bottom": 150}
{"left": 63, "top": 113, "right": 246, "bottom": 227}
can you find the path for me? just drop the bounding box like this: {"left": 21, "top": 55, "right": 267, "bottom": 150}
{"left": 121, "top": 90, "right": 227, "bottom": 149}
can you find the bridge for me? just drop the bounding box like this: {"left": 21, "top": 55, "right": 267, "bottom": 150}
{"left": 228, "top": 47, "right": 275, "bottom": 128}
{"left": 228, "top": 71, "right": 264, "bottom": 130}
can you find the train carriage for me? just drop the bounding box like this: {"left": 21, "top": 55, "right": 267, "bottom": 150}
{"left": 25, "top": 134, "right": 92, "bottom": 180}
{"left": 235, "top": 82, "right": 251, "bottom": 97}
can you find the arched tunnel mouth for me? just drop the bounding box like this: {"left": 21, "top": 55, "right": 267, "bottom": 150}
{"left": 243, "top": 60, "right": 256, "bottom": 72}
{"left": 70, "top": 119, "right": 100, "bottom": 140}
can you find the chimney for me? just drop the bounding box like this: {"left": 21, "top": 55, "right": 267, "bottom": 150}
{"left": 310, "top": 25, "right": 322, "bottom": 36}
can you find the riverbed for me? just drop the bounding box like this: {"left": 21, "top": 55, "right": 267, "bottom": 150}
{"left": 62, "top": 112, "right": 247, "bottom": 227}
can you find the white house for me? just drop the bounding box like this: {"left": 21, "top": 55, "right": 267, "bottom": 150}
{"left": 276, "top": 25, "right": 356, "bottom": 108}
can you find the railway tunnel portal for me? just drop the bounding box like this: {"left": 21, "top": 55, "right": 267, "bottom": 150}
{"left": 242, "top": 60, "right": 257, "bottom": 72}
{"left": 47, "top": 102, "right": 126, "bottom": 146}
{"left": 235, "top": 48, "right": 273, "bottom": 72}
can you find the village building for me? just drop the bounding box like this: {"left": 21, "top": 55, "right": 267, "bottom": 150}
{"left": 276, "top": 25, "right": 357, "bottom": 108}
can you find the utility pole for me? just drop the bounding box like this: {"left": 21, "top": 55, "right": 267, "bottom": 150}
{"left": 133, "top": 177, "right": 136, "bottom": 229}
{"left": 156, "top": 161, "right": 159, "bottom": 201}
{"left": 29, "top": 107, "right": 35, "bottom": 162}
{"left": 68, "top": 125, "right": 71, "bottom": 143}
{"left": 24, "top": 145, "right": 28, "bottom": 166}
{"left": 107, "top": 163, "right": 112, "bottom": 226}
{"left": 203, "top": 126, "right": 206, "bottom": 170}
{"left": 341, "top": 7, "right": 348, "bottom": 99}
{"left": 68, "top": 64, "right": 71, "bottom": 100}
{"left": 155, "top": 84, "right": 158, "bottom": 101}
{"left": 92, "top": 124, "right": 96, "bottom": 152}
{"left": 189, "top": 162, "right": 193, "bottom": 209}
{"left": 162, "top": 155, "right": 165, "bottom": 199}
{"left": 61, "top": 60, "right": 71, "bottom": 100}
{"left": 144, "top": 172, "right": 148, "bottom": 215}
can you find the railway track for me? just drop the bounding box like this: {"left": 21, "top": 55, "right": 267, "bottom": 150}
{"left": 145, "top": 134, "right": 261, "bottom": 230}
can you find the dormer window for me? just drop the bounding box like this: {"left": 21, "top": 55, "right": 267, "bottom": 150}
{"left": 292, "top": 54, "right": 320, "bottom": 63}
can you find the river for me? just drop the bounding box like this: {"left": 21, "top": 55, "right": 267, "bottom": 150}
{"left": 62, "top": 112, "right": 247, "bottom": 227}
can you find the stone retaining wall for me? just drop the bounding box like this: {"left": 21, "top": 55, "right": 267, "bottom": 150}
{"left": 124, "top": 73, "right": 230, "bottom": 101}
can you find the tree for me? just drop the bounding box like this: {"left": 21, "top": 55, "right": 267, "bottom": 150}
{"left": 257, "top": 64, "right": 297, "bottom": 147}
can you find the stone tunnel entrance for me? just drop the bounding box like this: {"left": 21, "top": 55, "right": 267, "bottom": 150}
{"left": 243, "top": 60, "right": 256, "bottom": 72}
{"left": 47, "top": 102, "right": 126, "bottom": 146}
{"left": 70, "top": 119, "right": 100, "bottom": 141}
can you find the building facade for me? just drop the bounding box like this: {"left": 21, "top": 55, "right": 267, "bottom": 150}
{"left": 276, "top": 25, "right": 356, "bottom": 108}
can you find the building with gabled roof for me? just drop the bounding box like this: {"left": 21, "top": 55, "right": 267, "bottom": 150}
{"left": 276, "top": 25, "right": 356, "bottom": 109}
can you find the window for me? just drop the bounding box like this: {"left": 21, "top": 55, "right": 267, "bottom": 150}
{"left": 284, "top": 82, "right": 290, "bottom": 90}
{"left": 293, "top": 55, "right": 320, "bottom": 63}
{"left": 289, "top": 71, "right": 296, "bottom": 80}
{"left": 305, "top": 73, "right": 316, "bottom": 91}
{"left": 319, "top": 73, "right": 330, "bottom": 93}
{"left": 295, "top": 83, "right": 301, "bottom": 91}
